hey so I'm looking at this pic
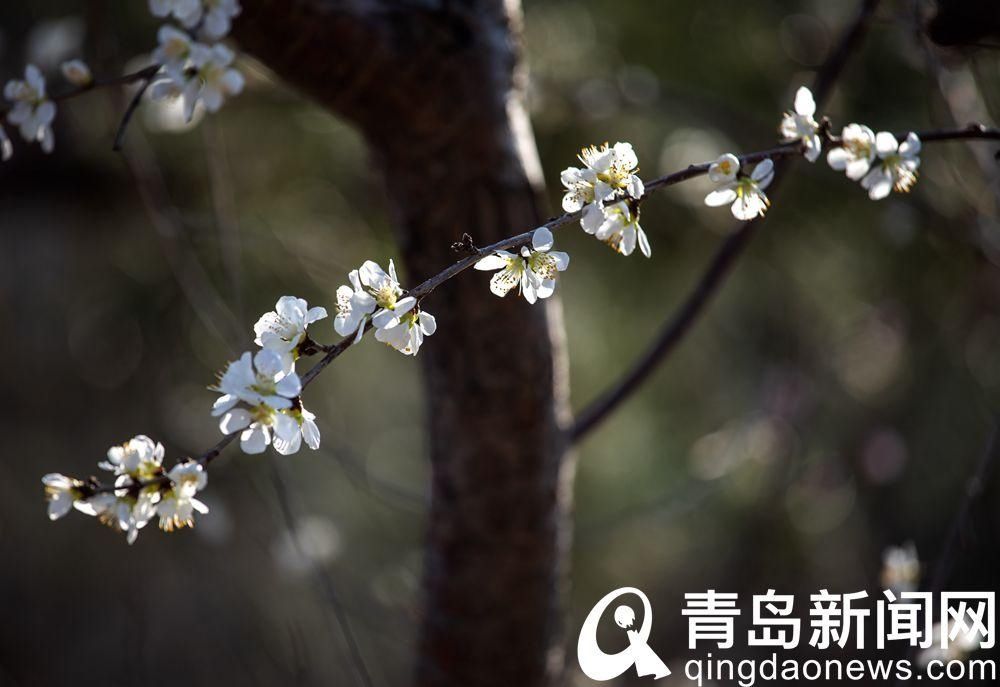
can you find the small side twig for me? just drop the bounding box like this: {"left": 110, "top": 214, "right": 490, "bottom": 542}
{"left": 112, "top": 77, "right": 155, "bottom": 151}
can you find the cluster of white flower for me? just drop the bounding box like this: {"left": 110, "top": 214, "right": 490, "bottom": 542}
{"left": 150, "top": 0, "right": 241, "bottom": 39}
{"left": 335, "top": 260, "right": 437, "bottom": 355}
{"left": 702, "top": 85, "right": 923, "bottom": 220}
{"left": 43, "top": 435, "right": 208, "bottom": 544}
{"left": 215, "top": 296, "right": 325, "bottom": 455}
{"left": 842, "top": 129, "right": 921, "bottom": 201}
{"left": 562, "top": 142, "right": 650, "bottom": 258}
{"left": 39, "top": 79, "right": 957, "bottom": 542}
{"left": 2, "top": 60, "right": 92, "bottom": 161}
{"left": 44, "top": 278, "right": 441, "bottom": 535}
{"left": 149, "top": 0, "right": 245, "bottom": 121}
{"left": 2, "top": 1, "right": 243, "bottom": 161}
{"left": 704, "top": 154, "right": 776, "bottom": 221}
{"left": 475, "top": 228, "right": 570, "bottom": 303}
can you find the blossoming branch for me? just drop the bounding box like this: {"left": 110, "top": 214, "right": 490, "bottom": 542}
{"left": 22, "top": 7, "right": 999, "bottom": 545}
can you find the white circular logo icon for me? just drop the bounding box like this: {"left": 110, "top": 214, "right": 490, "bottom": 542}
{"left": 577, "top": 587, "right": 671, "bottom": 681}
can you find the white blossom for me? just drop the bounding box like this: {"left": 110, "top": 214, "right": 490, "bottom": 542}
{"left": 581, "top": 200, "right": 651, "bottom": 257}
{"left": 335, "top": 269, "right": 377, "bottom": 343}
{"left": 254, "top": 295, "right": 327, "bottom": 370}
{"left": 152, "top": 25, "right": 195, "bottom": 73}
{"left": 212, "top": 349, "right": 302, "bottom": 454}
{"left": 100, "top": 435, "right": 165, "bottom": 480}
{"left": 149, "top": 0, "right": 201, "bottom": 24}
{"left": 0, "top": 124, "right": 11, "bottom": 161}
{"left": 152, "top": 42, "right": 244, "bottom": 122}
{"left": 158, "top": 462, "right": 209, "bottom": 531}
{"left": 561, "top": 141, "right": 644, "bottom": 217}
{"left": 708, "top": 153, "right": 740, "bottom": 183}
{"left": 59, "top": 59, "right": 92, "bottom": 86}
{"left": 880, "top": 542, "right": 920, "bottom": 594}
{"left": 336, "top": 260, "right": 418, "bottom": 342}
{"left": 779, "top": 86, "right": 822, "bottom": 163}
{"left": 4, "top": 64, "right": 56, "bottom": 153}
{"left": 188, "top": 43, "right": 244, "bottom": 117}
{"left": 42, "top": 473, "right": 84, "bottom": 521}
{"left": 75, "top": 484, "right": 159, "bottom": 545}
{"left": 704, "top": 158, "right": 775, "bottom": 221}
{"left": 374, "top": 308, "right": 437, "bottom": 356}
{"left": 860, "top": 132, "right": 920, "bottom": 200}
{"left": 272, "top": 404, "right": 321, "bottom": 456}
{"left": 198, "top": 0, "right": 242, "bottom": 40}
{"left": 474, "top": 227, "right": 570, "bottom": 303}
{"left": 827, "top": 123, "right": 877, "bottom": 180}
{"left": 150, "top": 0, "right": 241, "bottom": 39}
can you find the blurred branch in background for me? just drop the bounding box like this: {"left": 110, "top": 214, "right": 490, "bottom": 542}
{"left": 269, "top": 460, "right": 375, "bottom": 687}
{"left": 117, "top": 120, "right": 246, "bottom": 352}
{"left": 570, "top": 0, "right": 953, "bottom": 443}
{"left": 202, "top": 119, "right": 246, "bottom": 322}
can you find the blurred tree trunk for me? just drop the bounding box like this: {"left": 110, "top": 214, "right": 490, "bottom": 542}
{"left": 235, "top": 2, "right": 575, "bottom": 686}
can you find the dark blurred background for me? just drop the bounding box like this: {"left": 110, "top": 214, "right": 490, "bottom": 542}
{"left": 2, "top": 1, "right": 999, "bottom": 685}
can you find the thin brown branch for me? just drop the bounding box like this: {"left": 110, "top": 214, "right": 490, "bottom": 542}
{"left": 0, "top": 64, "right": 160, "bottom": 115}
{"left": 76, "top": 123, "right": 1000, "bottom": 496}
{"left": 112, "top": 76, "right": 155, "bottom": 151}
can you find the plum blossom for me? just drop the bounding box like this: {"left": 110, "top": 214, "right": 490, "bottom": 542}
{"left": 98, "top": 487, "right": 160, "bottom": 545}
{"left": 0, "top": 125, "right": 11, "bottom": 161}
{"left": 4, "top": 64, "right": 56, "bottom": 153}
{"left": 860, "top": 132, "right": 920, "bottom": 201}
{"left": 197, "top": 0, "right": 243, "bottom": 40}
{"left": 880, "top": 542, "right": 920, "bottom": 594}
{"left": 254, "top": 296, "right": 327, "bottom": 369}
{"left": 100, "top": 435, "right": 165, "bottom": 480}
{"left": 582, "top": 200, "right": 651, "bottom": 257}
{"left": 474, "top": 227, "right": 570, "bottom": 303}
{"left": 190, "top": 44, "right": 244, "bottom": 116}
{"left": 708, "top": 153, "right": 740, "bottom": 183}
{"left": 150, "top": 0, "right": 242, "bottom": 40}
{"left": 149, "top": 0, "right": 202, "bottom": 24}
{"left": 779, "top": 86, "right": 822, "bottom": 162}
{"left": 212, "top": 349, "right": 302, "bottom": 454}
{"left": 375, "top": 308, "right": 437, "bottom": 356}
{"left": 59, "top": 59, "right": 92, "bottom": 86}
{"left": 152, "top": 25, "right": 195, "bottom": 73}
{"left": 272, "top": 404, "right": 321, "bottom": 455}
{"left": 336, "top": 260, "right": 418, "bottom": 343}
{"left": 42, "top": 473, "right": 85, "bottom": 521}
{"left": 704, "top": 158, "right": 775, "bottom": 221}
{"left": 827, "top": 123, "right": 876, "bottom": 180}
{"left": 561, "top": 141, "right": 644, "bottom": 217}
{"left": 158, "top": 462, "right": 209, "bottom": 531}
{"left": 152, "top": 43, "right": 244, "bottom": 122}
{"left": 334, "top": 270, "right": 377, "bottom": 342}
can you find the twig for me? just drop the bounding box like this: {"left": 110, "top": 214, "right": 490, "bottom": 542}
{"left": 0, "top": 64, "right": 160, "bottom": 115}
{"left": 77, "top": 122, "right": 1000, "bottom": 495}
{"left": 112, "top": 77, "right": 154, "bottom": 151}
{"left": 811, "top": 0, "right": 882, "bottom": 104}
